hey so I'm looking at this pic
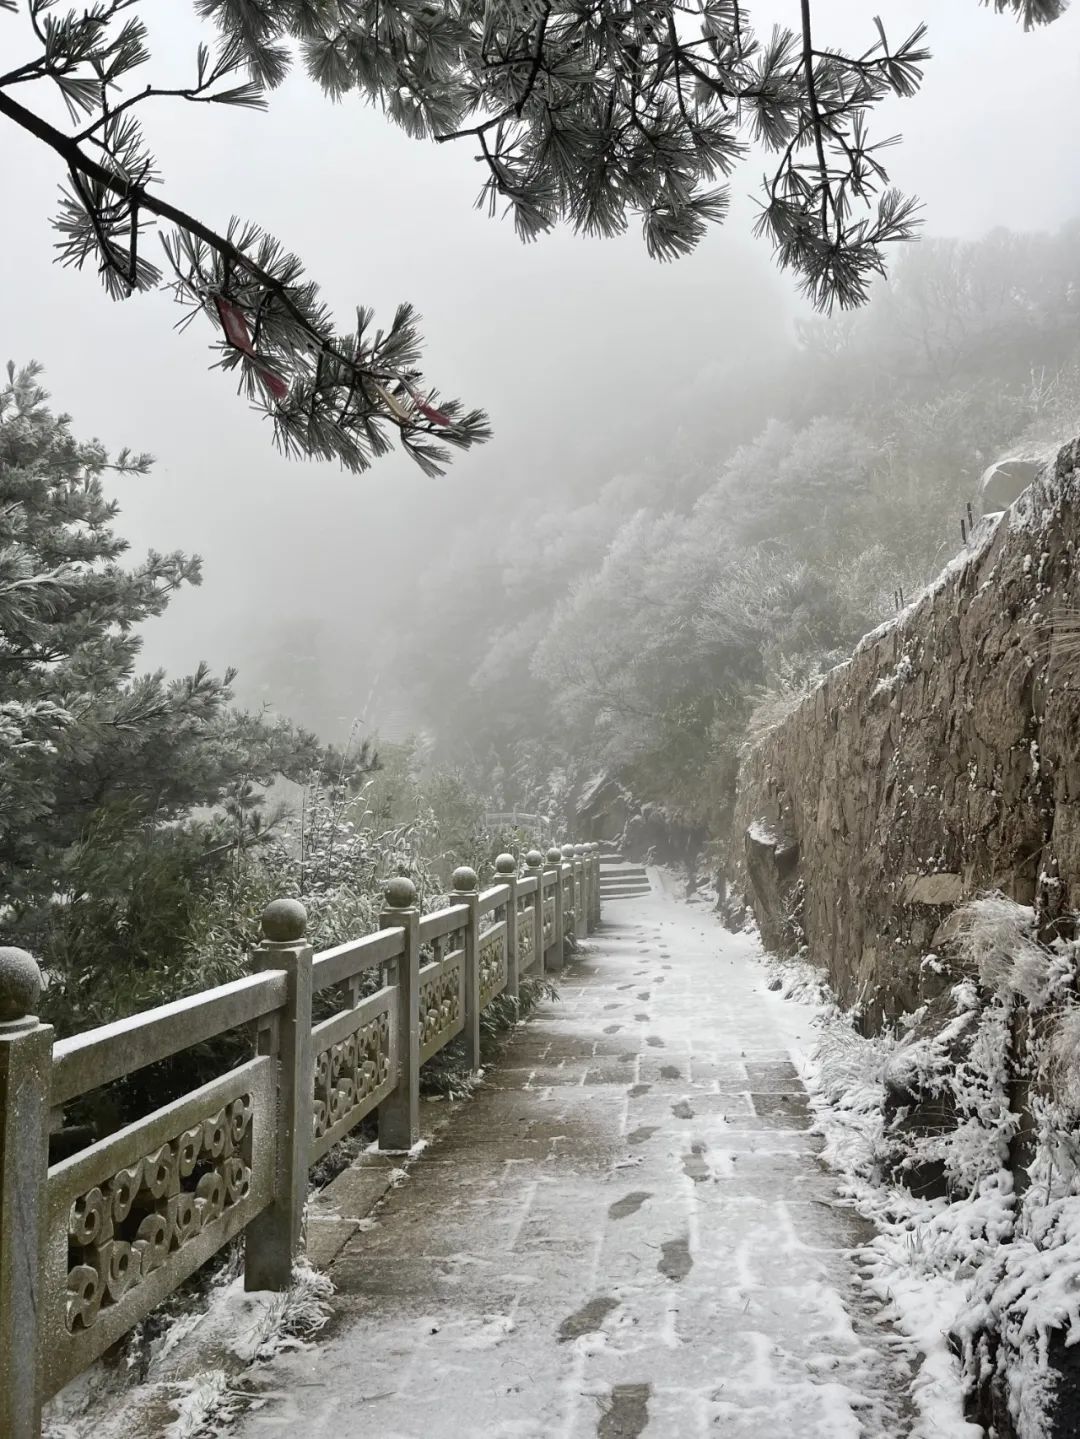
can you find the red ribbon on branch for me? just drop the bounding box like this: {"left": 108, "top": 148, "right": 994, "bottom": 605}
{"left": 401, "top": 380, "right": 452, "bottom": 427}
{"left": 212, "top": 294, "right": 289, "bottom": 403}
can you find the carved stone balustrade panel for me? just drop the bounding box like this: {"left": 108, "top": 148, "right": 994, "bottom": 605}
{"left": 43, "top": 1056, "right": 275, "bottom": 1398}
{"left": 478, "top": 922, "right": 508, "bottom": 1010}
{"left": 418, "top": 949, "right": 465, "bottom": 1065}
{"left": 310, "top": 986, "right": 397, "bottom": 1163}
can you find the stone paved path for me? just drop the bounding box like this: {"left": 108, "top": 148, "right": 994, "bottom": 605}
{"left": 234, "top": 878, "right": 913, "bottom": 1438}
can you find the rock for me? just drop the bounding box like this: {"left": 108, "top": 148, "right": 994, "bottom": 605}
{"left": 978, "top": 454, "right": 1044, "bottom": 515}
{"left": 743, "top": 819, "right": 800, "bottom": 956}
{"left": 901, "top": 873, "right": 963, "bottom": 906}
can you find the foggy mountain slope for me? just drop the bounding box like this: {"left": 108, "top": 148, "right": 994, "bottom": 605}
{"left": 373, "top": 223, "right": 1080, "bottom": 857}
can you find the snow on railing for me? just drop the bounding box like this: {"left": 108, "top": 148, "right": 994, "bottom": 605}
{"left": 0, "top": 843, "right": 602, "bottom": 1437}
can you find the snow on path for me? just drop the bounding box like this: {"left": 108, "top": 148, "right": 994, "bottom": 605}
{"left": 231, "top": 878, "right": 913, "bottom": 1438}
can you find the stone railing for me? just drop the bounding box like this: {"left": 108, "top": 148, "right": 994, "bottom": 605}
{"left": 0, "top": 843, "right": 602, "bottom": 1437}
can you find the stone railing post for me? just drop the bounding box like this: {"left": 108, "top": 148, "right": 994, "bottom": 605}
{"left": 574, "top": 844, "right": 588, "bottom": 936}
{"left": 546, "top": 846, "right": 565, "bottom": 970}
{"left": 525, "top": 850, "right": 545, "bottom": 976}
{"left": 590, "top": 843, "right": 602, "bottom": 926}
{"left": 495, "top": 854, "right": 520, "bottom": 1002}
{"left": 246, "top": 899, "right": 313, "bottom": 1292}
{"left": 378, "top": 877, "right": 420, "bottom": 1152}
{"left": 0, "top": 947, "right": 51, "bottom": 1439}
{"left": 561, "top": 843, "right": 576, "bottom": 943}
{"left": 451, "top": 867, "right": 482, "bottom": 1070}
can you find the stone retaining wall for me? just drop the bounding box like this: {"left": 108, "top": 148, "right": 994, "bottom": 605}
{"left": 731, "top": 436, "right": 1080, "bottom": 1029}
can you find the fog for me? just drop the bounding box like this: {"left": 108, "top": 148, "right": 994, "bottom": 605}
{"left": 2, "top": 0, "right": 1079, "bottom": 744}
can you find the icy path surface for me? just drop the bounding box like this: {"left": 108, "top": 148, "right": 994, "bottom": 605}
{"left": 234, "top": 877, "right": 913, "bottom": 1438}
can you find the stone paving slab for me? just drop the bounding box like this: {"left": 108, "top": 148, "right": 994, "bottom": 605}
{"left": 230, "top": 887, "right": 914, "bottom": 1439}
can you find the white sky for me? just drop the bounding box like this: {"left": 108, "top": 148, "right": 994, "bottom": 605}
{"left": 1, "top": 0, "right": 1079, "bottom": 732}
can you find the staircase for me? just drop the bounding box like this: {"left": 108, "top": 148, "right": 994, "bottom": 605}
{"left": 599, "top": 853, "right": 651, "bottom": 901}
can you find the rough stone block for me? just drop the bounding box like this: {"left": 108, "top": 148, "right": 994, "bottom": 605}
{"left": 901, "top": 873, "right": 963, "bottom": 906}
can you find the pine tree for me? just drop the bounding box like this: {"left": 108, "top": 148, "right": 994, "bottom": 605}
{"left": 0, "top": 0, "right": 1064, "bottom": 474}
{"left": 0, "top": 361, "right": 350, "bottom": 924}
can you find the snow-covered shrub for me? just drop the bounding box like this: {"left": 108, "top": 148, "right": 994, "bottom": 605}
{"left": 948, "top": 897, "right": 1063, "bottom": 1009}
{"left": 770, "top": 903, "right": 1080, "bottom": 1438}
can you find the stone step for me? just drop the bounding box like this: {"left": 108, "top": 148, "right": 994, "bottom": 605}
{"left": 601, "top": 888, "right": 652, "bottom": 900}
{"left": 601, "top": 878, "right": 651, "bottom": 891}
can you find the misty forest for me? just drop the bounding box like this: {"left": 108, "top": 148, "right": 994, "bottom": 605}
{"left": 2, "top": 1, "right": 1080, "bottom": 1437}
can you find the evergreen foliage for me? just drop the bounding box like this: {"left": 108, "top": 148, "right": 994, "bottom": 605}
{"left": 0, "top": 0, "right": 1062, "bottom": 471}
{"left": 0, "top": 363, "right": 379, "bottom": 1030}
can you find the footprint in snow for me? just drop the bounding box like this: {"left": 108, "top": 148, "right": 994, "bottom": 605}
{"left": 672, "top": 1099, "right": 695, "bottom": 1119}
{"left": 636, "top": 991, "right": 650, "bottom": 1001}
{"left": 627, "top": 1125, "right": 658, "bottom": 1144}
{"left": 660, "top": 1065, "right": 681, "bottom": 1080}
{"left": 603, "top": 1024, "right": 621, "bottom": 1034}
{"left": 645, "top": 1036, "right": 664, "bottom": 1048}
{"left": 658, "top": 1237, "right": 693, "bottom": 1283}
{"left": 628, "top": 1083, "right": 651, "bottom": 1098}
{"left": 682, "top": 1142, "right": 709, "bottom": 1182}
{"left": 608, "top": 1190, "right": 652, "bottom": 1220}
{"left": 557, "top": 1295, "right": 620, "bottom": 1343}
{"left": 634, "top": 1012, "right": 649, "bottom": 1022}
{"left": 598, "top": 1383, "right": 651, "bottom": 1439}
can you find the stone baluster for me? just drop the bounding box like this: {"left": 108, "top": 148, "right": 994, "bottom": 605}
{"left": 561, "top": 843, "right": 576, "bottom": 944}
{"left": 525, "top": 850, "right": 546, "bottom": 977}
{"left": 590, "top": 843, "right": 602, "bottom": 926}
{"left": 546, "top": 846, "right": 565, "bottom": 971}
{"left": 451, "top": 867, "right": 482, "bottom": 1071}
{"left": 574, "top": 844, "right": 588, "bottom": 936}
{"left": 495, "top": 854, "right": 520, "bottom": 1002}
{"left": 379, "top": 877, "right": 421, "bottom": 1152}
{"left": 0, "top": 946, "right": 52, "bottom": 1438}
{"left": 246, "top": 899, "right": 313, "bottom": 1291}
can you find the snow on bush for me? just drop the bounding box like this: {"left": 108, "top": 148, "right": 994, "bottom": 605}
{"left": 772, "top": 897, "right": 1080, "bottom": 1439}
{"left": 948, "top": 898, "right": 1066, "bottom": 1009}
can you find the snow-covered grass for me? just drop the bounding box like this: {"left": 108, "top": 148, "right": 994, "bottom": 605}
{"left": 43, "top": 1257, "right": 333, "bottom": 1439}
{"left": 760, "top": 896, "right": 1080, "bottom": 1439}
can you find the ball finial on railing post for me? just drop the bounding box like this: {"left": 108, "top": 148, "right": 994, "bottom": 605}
{"left": 546, "top": 846, "right": 563, "bottom": 865}
{"left": 561, "top": 843, "right": 575, "bottom": 860}
{"left": 384, "top": 876, "right": 418, "bottom": 910}
{"left": 260, "top": 899, "right": 308, "bottom": 944}
{"left": 495, "top": 853, "right": 516, "bottom": 876}
{"left": 573, "top": 843, "right": 586, "bottom": 856}
{"left": 0, "top": 946, "right": 44, "bottom": 1030}
{"left": 525, "top": 849, "right": 544, "bottom": 870}
{"left": 451, "top": 865, "right": 478, "bottom": 893}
